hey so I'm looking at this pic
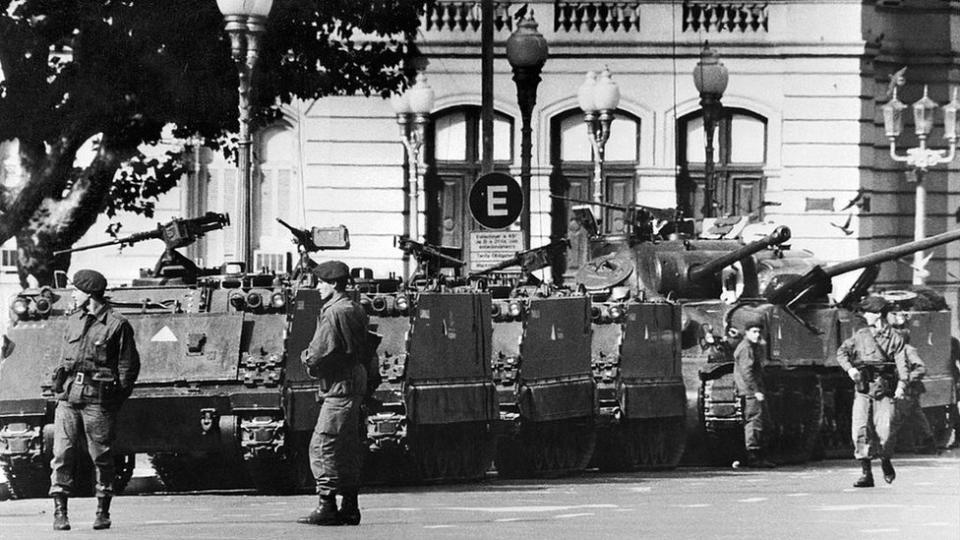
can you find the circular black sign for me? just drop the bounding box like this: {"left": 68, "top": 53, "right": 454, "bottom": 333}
{"left": 469, "top": 172, "right": 523, "bottom": 229}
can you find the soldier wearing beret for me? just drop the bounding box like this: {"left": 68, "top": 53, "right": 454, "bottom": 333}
{"left": 733, "top": 314, "right": 775, "bottom": 468}
{"left": 298, "top": 260, "right": 371, "bottom": 526}
{"left": 836, "top": 295, "right": 909, "bottom": 488}
{"left": 50, "top": 270, "right": 140, "bottom": 531}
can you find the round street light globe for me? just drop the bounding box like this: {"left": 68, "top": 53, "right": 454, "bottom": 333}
{"left": 593, "top": 67, "right": 620, "bottom": 111}
{"left": 693, "top": 44, "right": 729, "bottom": 98}
{"left": 506, "top": 12, "right": 549, "bottom": 68}
{"left": 406, "top": 72, "right": 436, "bottom": 115}
{"left": 216, "top": 0, "right": 273, "bottom": 17}
{"left": 577, "top": 71, "right": 598, "bottom": 113}
{"left": 390, "top": 93, "right": 412, "bottom": 115}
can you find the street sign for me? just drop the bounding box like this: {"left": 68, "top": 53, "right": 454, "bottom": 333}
{"left": 469, "top": 231, "right": 524, "bottom": 272}
{"left": 469, "top": 172, "right": 523, "bottom": 229}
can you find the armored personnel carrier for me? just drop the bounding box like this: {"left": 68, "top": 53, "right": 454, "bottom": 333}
{"left": 694, "top": 228, "right": 960, "bottom": 464}
{"left": 562, "top": 197, "right": 792, "bottom": 470}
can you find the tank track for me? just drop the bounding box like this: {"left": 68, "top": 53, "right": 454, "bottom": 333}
{"left": 594, "top": 416, "right": 686, "bottom": 471}
{"left": 364, "top": 422, "right": 494, "bottom": 484}
{"left": 765, "top": 370, "right": 823, "bottom": 464}
{"left": 698, "top": 376, "right": 746, "bottom": 466}
{"left": 495, "top": 418, "right": 596, "bottom": 478}
{"left": 243, "top": 432, "right": 312, "bottom": 494}
{"left": 816, "top": 373, "right": 854, "bottom": 459}
{"left": 149, "top": 452, "right": 250, "bottom": 492}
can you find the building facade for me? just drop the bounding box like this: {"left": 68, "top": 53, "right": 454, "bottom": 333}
{"left": 3, "top": 0, "right": 960, "bottom": 330}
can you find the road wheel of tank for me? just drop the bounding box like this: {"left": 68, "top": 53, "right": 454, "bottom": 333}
{"left": 699, "top": 379, "right": 746, "bottom": 466}
{"left": 411, "top": 423, "right": 494, "bottom": 482}
{"left": 634, "top": 416, "right": 686, "bottom": 470}
{"left": 766, "top": 371, "right": 823, "bottom": 464}
{"left": 150, "top": 451, "right": 249, "bottom": 492}
{"left": 496, "top": 418, "right": 595, "bottom": 478}
{"left": 1, "top": 456, "right": 51, "bottom": 499}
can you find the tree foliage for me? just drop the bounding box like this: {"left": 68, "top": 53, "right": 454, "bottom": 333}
{"left": 0, "top": 0, "right": 425, "bottom": 285}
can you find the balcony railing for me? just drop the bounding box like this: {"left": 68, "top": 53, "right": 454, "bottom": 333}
{"left": 682, "top": 2, "right": 768, "bottom": 33}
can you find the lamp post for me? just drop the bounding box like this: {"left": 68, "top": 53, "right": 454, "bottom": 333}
{"left": 217, "top": 0, "right": 273, "bottom": 270}
{"left": 692, "top": 43, "right": 729, "bottom": 219}
{"left": 506, "top": 11, "right": 548, "bottom": 250}
{"left": 883, "top": 82, "right": 959, "bottom": 284}
{"left": 391, "top": 72, "right": 436, "bottom": 280}
{"left": 578, "top": 67, "right": 620, "bottom": 217}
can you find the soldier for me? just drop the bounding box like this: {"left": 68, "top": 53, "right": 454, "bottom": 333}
{"left": 836, "top": 295, "right": 909, "bottom": 488}
{"left": 298, "top": 260, "right": 369, "bottom": 526}
{"left": 886, "top": 310, "right": 936, "bottom": 453}
{"left": 49, "top": 269, "right": 140, "bottom": 531}
{"left": 733, "top": 314, "right": 775, "bottom": 468}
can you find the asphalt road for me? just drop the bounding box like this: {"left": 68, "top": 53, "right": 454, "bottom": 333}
{"left": 1, "top": 451, "right": 958, "bottom": 540}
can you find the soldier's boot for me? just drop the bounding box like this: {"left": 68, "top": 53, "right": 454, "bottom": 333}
{"left": 880, "top": 457, "right": 896, "bottom": 484}
{"left": 746, "top": 450, "right": 776, "bottom": 469}
{"left": 297, "top": 495, "right": 341, "bottom": 526}
{"left": 853, "top": 459, "right": 874, "bottom": 488}
{"left": 339, "top": 491, "right": 361, "bottom": 526}
{"left": 92, "top": 496, "right": 112, "bottom": 530}
{"left": 53, "top": 494, "right": 70, "bottom": 531}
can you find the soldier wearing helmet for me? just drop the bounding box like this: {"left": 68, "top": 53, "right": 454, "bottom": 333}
{"left": 885, "top": 306, "right": 936, "bottom": 453}
{"left": 298, "top": 260, "right": 371, "bottom": 526}
{"left": 733, "top": 312, "right": 775, "bottom": 468}
{"left": 836, "top": 295, "right": 910, "bottom": 488}
{"left": 49, "top": 270, "right": 140, "bottom": 531}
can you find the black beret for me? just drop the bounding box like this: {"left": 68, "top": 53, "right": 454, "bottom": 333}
{"left": 314, "top": 260, "right": 350, "bottom": 282}
{"left": 73, "top": 269, "right": 107, "bottom": 296}
{"left": 859, "top": 295, "right": 890, "bottom": 314}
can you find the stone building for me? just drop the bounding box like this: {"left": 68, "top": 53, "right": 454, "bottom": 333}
{"left": 3, "top": 0, "right": 959, "bottom": 328}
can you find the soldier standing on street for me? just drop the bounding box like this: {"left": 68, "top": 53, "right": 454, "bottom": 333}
{"left": 733, "top": 315, "right": 775, "bottom": 468}
{"left": 836, "top": 295, "right": 909, "bottom": 488}
{"left": 298, "top": 260, "right": 369, "bottom": 526}
{"left": 49, "top": 269, "right": 140, "bottom": 531}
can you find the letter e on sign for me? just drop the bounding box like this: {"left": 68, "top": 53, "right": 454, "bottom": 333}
{"left": 469, "top": 172, "right": 523, "bottom": 229}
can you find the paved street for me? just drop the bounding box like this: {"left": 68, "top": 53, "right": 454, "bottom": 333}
{"left": 1, "top": 451, "right": 958, "bottom": 540}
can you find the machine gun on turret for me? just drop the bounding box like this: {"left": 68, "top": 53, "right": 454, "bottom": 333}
{"left": 394, "top": 236, "right": 465, "bottom": 282}
{"left": 551, "top": 194, "right": 686, "bottom": 241}
{"left": 764, "top": 228, "right": 960, "bottom": 307}
{"left": 277, "top": 219, "right": 350, "bottom": 282}
{"left": 468, "top": 238, "right": 570, "bottom": 285}
{"left": 54, "top": 212, "right": 230, "bottom": 284}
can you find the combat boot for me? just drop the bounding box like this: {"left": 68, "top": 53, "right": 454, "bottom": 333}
{"left": 339, "top": 491, "right": 361, "bottom": 526}
{"left": 746, "top": 450, "right": 776, "bottom": 469}
{"left": 297, "top": 495, "right": 341, "bottom": 526}
{"left": 92, "top": 495, "right": 111, "bottom": 530}
{"left": 880, "top": 457, "right": 896, "bottom": 484}
{"left": 53, "top": 494, "right": 70, "bottom": 531}
{"left": 853, "top": 458, "right": 874, "bottom": 488}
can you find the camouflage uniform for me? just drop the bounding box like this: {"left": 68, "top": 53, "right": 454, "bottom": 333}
{"left": 836, "top": 326, "right": 909, "bottom": 460}
{"left": 49, "top": 302, "right": 139, "bottom": 497}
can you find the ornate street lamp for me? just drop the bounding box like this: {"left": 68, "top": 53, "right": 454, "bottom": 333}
{"left": 391, "top": 72, "right": 435, "bottom": 280}
{"left": 506, "top": 10, "right": 548, "bottom": 250}
{"left": 217, "top": 0, "right": 274, "bottom": 270}
{"left": 692, "top": 43, "right": 729, "bottom": 219}
{"left": 578, "top": 67, "right": 620, "bottom": 216}
{"left": 883, "top": 79, "right": 959, "bottom": 284}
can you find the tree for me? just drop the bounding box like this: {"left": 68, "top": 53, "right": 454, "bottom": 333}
{"left": 0, "top": 0, "right": 425, "bottom": 286}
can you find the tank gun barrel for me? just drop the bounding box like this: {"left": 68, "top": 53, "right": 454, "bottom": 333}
{"left": 687, "top": 226, "right": 791, "bottom": 283}
{"left": 53, "top": 212, "right": 230, "bottom": 256}
{"left": 765, "top": 228, "right": 960, "bottom": 305}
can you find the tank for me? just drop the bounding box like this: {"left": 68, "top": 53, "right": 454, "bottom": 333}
{"left": 342, "top": 237, "right": 498, "bottom": 484}
{"left": 694, "top": 228, "right": 960, "bottom": 465}
{"left": 0, "top": 215, "right": 364, "bottom": 497}
{"left": 469, "top": 239, "right": 598, "bottom": 477}
{"left": 569, "top": 205, "right": 792, "bottom": 470}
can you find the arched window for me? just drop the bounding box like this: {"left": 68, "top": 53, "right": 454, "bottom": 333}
{"left": 678, "top": 109, "right": 767, "bottom": 221}
{"left": 425, "top": 106, "right": 514, "bottom": 264}
{"left": 550, "top": 110, "right": 640, "bottom": 275}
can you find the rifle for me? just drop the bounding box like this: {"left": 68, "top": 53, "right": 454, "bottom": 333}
{"left": 395, "top": 236, "right": 465, "bottom": 268}
{"left": 468, "top": 238, "right": 570, "bottom": 280}
{"left": 54, "top": 212, "right": 230, "bottom": 256}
